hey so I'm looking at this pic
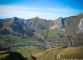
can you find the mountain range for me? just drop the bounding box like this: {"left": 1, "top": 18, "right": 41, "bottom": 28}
{"left": 0, "top": 14, "right": 83, "bottom": 49}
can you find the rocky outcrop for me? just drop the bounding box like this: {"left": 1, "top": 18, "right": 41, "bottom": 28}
{"left": 77, "top": 18, "right": 83, "bottom": 34}
{"left": 12, "top": 17, "right": 36, "bottom": 30}
{"left": 67, "top": 36, "right": 73, "bottom": 46}
{"left": 6, "top": 17, "right": 36, "bottom": 37}
{"left": 50, "top": 17, "right": 65, "bottom": 31}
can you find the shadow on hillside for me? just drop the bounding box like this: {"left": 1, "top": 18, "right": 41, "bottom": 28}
{"left": 0, "top": 51, "right": 26, "bottom": 60}
{"left": 30, "top": 54, "right": 36, "bottom": 60}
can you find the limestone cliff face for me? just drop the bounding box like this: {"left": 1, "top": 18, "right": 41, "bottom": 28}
{"left": 50, "top": 17, "right": 65, "bottom": 31}
{"left": 6, "top": 17, "right": 37, "bottom": 37}
{"left": 12, "top": 17, "right": 36, "bottom": 29}
{"left": 77, "top": 18, "right": 83, "bottom": 33}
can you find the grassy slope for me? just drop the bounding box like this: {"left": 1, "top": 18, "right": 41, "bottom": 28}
{"left": 15, "top": 46, "right": 44, "bottom": 56}
{"left": 38, "top": 30, "right": 60, "bottom": 41}
{"left": 33, "top": 46, "right": 83, "bottom": 60}
{"left": 30, "top": 17, "right": 54, "bottom": 29}
{"left": 34, "top": 47, "right": 64, "bottom": 60}
{"left": 60, "top": 47, "right": 83, "bottom": 59}
{"left": 0, "top": 34, "right": 35, "bottom": 45}
{"left": 0, "top": 20, "right": 13, "bottom": 31}
{"left": 38, "top": 29, "right": 83, "bottom": 46}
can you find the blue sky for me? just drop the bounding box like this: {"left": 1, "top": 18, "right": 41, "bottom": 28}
{"left": 0, "top": 0, "right": 83, "bottom": 20}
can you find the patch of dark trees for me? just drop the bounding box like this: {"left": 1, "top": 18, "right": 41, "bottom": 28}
{"left": 0, "top": 51, "right": 37, "bottom": 60}
{"left": 0, "top": 51, "right": 26, "bottom": 60}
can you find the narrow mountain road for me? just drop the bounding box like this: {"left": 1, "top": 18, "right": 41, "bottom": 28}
{"left": 57, "top": 53, "right": 61, "bottom": 60}
{"left": 56, "top": 47, "right": 64, "bottom": 60}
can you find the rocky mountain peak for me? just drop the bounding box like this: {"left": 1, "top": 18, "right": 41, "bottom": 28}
{"left": 13, "top": 17, "right": 18, "bottom": 20}
{"left": 57, "top": 17, "right": 63, "bottom": 20}
{"left": 13, "top": 17, "right": 23, "bottom": 22}
{"left": 50, "top": 17, "right": 65, "bottom": 31}
{"left": 35, "top": 16, "right": 39, "bottom": 19}
{"left": 56, "top": 17, "right": 64, "bottom": 27}
{"left": 32, "top": 16, "right": 40, "bottom": 20}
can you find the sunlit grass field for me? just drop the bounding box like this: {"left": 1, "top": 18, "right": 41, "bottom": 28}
{"left": 34, "top": 46, "right": 83, "bottom": 60}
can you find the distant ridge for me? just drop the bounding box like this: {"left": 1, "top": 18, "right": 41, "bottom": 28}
{"left": 0, "top": 14, "right": 83, "bottom": 48}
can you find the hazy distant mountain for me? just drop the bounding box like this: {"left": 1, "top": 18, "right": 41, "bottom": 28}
{"left": 0, "top": 14, "right": 83, "bottom": 48}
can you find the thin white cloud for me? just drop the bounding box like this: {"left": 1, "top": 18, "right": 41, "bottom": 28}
{"left": 0, "top": 5, "right": 83, "bottom": 20}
